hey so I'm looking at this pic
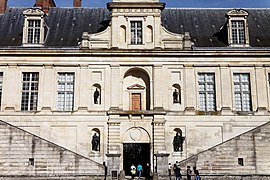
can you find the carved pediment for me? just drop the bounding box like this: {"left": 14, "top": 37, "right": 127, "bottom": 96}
{"left": 127, "top": 84, "right": 145, "bottom": 90}
{"left": 227, "top": 9, "right": 249, "bottom": 17}
{"left": 23, "top": 8, "right": 45, "bottom": 16}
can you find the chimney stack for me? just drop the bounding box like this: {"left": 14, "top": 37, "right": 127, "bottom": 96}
{"left": 0, "top": 0, "right": 7, "bottom": 14}
{"left": 73, "top": 0, "right": 82, "bottom": 7}
{"left": 35, "top": 0, "right": 56, "bottom": 13}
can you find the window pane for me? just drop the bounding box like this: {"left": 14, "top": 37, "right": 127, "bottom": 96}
{"left": 57, "top": 73, "right": 74, "bottom": 111}
{"left": 131, "top": 21, "right": 143, "bottom": 45}
{"left": 233, "top": 73, "right": 251, "bottom": 111}
{"left": 232, "top": 21, "right": 245, "bottom": 44}
{"left": 21, "top": 72, "right": 39, "bottom": 111}
{"left": 198, "top": 73, "right": 216, "bottom": 111}
{"left": 27, "top": 20, "right": 41, "bottom": 44}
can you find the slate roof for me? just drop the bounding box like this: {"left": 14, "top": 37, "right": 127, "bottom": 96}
{"left": 0, "top": 7, "right": 270, "bottom": 48}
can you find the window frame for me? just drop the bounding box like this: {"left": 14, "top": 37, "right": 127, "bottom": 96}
{"left": 198, "top": 73, "right": 216, "bottom": 112}
{"left": 233, "top": 73, "right": 252, "bottom": 112}
{"left": 21, "top": 72, "right": 39, "bottom": 111}
{"left": 227, "top": 9, "right": 250, "bottom": 47}
{"left": 130, "top": 21, "right": 143, "bottom": 45}
{"left": 22, "top": 9, "right": 45, "bottom": 46}
{"left": 57, "top": 73, "right": 75, "bottom": 111}
{"left": 231, "top": 20, "right": 245, "bottom": 45}
{"left": 27, "top": 19, "right": 42, "bottom": 44}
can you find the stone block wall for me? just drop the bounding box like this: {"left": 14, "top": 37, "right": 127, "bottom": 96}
{"left": 0, "top": 120, "right": 104, "bottom": 178}
{"left": 179, "top": 121, "right": 270, "bottom": 176}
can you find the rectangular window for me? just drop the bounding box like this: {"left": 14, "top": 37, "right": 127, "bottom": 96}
{"left": 131, "top": 21, "right": 142, "bottom": 45}
{"left": 57, "top": 73, "right": 74, "bottom": 111}
{"left": 231, "top": 21, "right": 245, "bottom": 44}
{"left": 0, "top": 72, "right": 3, "bottom": 108}
{"left": 27, "top": 20, "right": 41, "bottom": 44}
{"left": 233, "top": 73, "right": 251, "bottom": 111}
{"left": 198, "top": 73, "right": 216, "bottom": 111}
{"left": 21, "top": 72, "right": 39, "bottom": 111}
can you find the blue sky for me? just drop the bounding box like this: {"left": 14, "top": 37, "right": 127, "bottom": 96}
{"left": 8, "top": 0, "right": 270, "bottom": 8}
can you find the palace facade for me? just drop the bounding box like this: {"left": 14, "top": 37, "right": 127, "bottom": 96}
{"left": 0, "top": 0, "right": 270, "bottom": 178}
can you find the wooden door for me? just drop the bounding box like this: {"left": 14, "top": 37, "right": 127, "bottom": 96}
{"left": 132, "top": 93, "right": 141, "bottom": 110}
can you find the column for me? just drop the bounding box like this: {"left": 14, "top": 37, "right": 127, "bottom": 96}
{"left": 153, "top": 65, "right": 163, "bottom": 109}
{"left": 184, "top": 66, "right": 196, "bottom": 113}
{"left": 78, "top": 66, "right": 88, "bottom": 110}
{"left": 255, "top": 66, "right": 268, "bottom": 113}
{"left": 220, "top": 66, "right": 233, "bottom": 114}
{"left": 153, "top": 114, "right": 168, "bottom": 175}
{"left": 107, "top": 115, "right": 121, "bottom": 174}
{"left": 40, "top": 65, "right": 54, "bottom": 111}
{"left": 110, "top": 65, "right": 120, "bottom": 110}
{"left": 2, "top": 65, "right": 20, "bottom": 111}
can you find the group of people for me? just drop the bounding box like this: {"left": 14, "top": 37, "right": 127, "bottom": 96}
{"left": 169, "top": 162, "right": 201, "bottom": 180}
{"left": 130, "top": 163, "right": 144, "bottom": 179}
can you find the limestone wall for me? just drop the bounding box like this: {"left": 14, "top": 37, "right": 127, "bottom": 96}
{"left": 0, "top": 120, "right": 104, "bottom": 178}
{"left": 179, "top": 121, "right": 270, "bottom": 175}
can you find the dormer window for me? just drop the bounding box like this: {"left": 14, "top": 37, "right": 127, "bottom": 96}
{"left": 22, "top": 9, "right": 45, "bottom": 46}
{"left": 131, "top": 21, "right": 143, "bottom": 45}
{"left": 27, "top": 20, "right": 41, "bottom": 44}
{"left": 227, "top": 9, "right": 249, "bottom": 47}
{"left": 231, "top": 21, "right": 245, "bottom": 44}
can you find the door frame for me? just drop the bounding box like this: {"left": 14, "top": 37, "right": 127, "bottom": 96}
{"left": 123, "top": 143, "right": 151, "bottom": 177}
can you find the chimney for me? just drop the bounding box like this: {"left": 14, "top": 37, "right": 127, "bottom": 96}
{"left": 0, "top": 0, "right": 7, "bottom": 14}
{"left": 73, "top": 0, "right": 82, "bottom": 7}
{"left": 35, "top": 0, "right": 56, "bottom": 13}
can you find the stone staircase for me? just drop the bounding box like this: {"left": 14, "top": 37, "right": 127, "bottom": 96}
{"left": 0, "top": 120, "right": 104, "bottom": 179}
{"left": 179, "top": 121, "right": 270, "bottom": 177}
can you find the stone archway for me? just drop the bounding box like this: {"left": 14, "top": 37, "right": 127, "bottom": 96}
{"left": 123, "top": 68, "right": 150, "bottom": 110}
{"left": 122, "top": 127, "right": 151, "bottom": 177}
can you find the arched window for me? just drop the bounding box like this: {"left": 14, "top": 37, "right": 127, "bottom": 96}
{"left": 93, "top": 84, "right": 101, "bottom": 105}
{"left": 91, "top": 128, "right": 100, "bottom": 152}
{"left": 172, "top": 84, "right": 181, "bottom": 104}
{"left": 146, "top": 25, "right": 153, "bottom": 43}
{"left": 120, "top": 25, "right": 126, "bottom": 43}
{"left": 173, "top": 128, "right": 185, "bottom": 152}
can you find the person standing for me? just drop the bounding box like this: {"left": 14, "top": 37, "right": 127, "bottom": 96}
{"left": 168, "top": 163, "right": 172, "bottom": 179}
{"left": 137, "top": 163, "right": 143, "bottom": 179}
{"left": 130, "top": 164, "right": 136, "bottom": 179}
{"left": 186, "top": 166, "right": 192, "bottom": 180}
{"left": 103, "top": 162, "right": 107, "bottom": 180}
{"left": 173, "top": 163, "right": 181, "bottom": 180}
{"left": 195, "top": 169, "right": 201, "bottom": 180}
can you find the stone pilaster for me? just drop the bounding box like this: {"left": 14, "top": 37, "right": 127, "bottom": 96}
{"left": 40, "top": 65, "right": 54, "bottom": 111}
{"left": 220, "top": 66, "right": 233, "bottom": 114}
{"left": 153, "top": 114, "right": 166, "bottom": 153}
{"left": 153, "top": 65, "right": 163, "bottom": 108}
{"left": 110, "top": 65, "right": 120, "bottom": 109}
{"left": 78, "top": 66, "right": 89, "bottom": 110}
{"left": 255, "top": 66, "right": 268, "bottom": 114}
{"left": 2, "top": 65, "right": 20, "bottom": 111}
{"left": 108, "top": 116, "right": 121, "bottom": 154}
{"left": 184, "top": 66, "right": 196, "bottom": 114}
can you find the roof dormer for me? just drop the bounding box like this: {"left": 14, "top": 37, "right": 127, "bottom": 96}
{"left": 22, "top": 8, "right": 46, "bottom": 47}
{"left": 226, "top": 9, "right": 250, "bottom": 47}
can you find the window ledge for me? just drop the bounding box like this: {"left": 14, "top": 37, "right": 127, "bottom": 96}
{"left": 196, "top": 111, "right": 220, "bottom": 116}
{"left": 22, "top": 43, "right": 44, "bottom": 47}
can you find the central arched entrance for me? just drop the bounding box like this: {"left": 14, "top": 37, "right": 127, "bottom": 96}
{"left": 123, "top": 143, "right": 150, "bottom": 177}
{"left": 122, "top": 127, "right": 151, "bottom": 177}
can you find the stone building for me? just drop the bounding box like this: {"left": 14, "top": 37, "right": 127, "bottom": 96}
{"left": 0, "top": 0, "right": 270, "bottom": 179}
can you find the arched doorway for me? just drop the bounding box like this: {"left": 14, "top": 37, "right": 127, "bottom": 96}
{"left": 123, "top": 68, "right": 150, "bottom": 110}
{"left": 123, "top": 127, "right": 151, "bottom": 177}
